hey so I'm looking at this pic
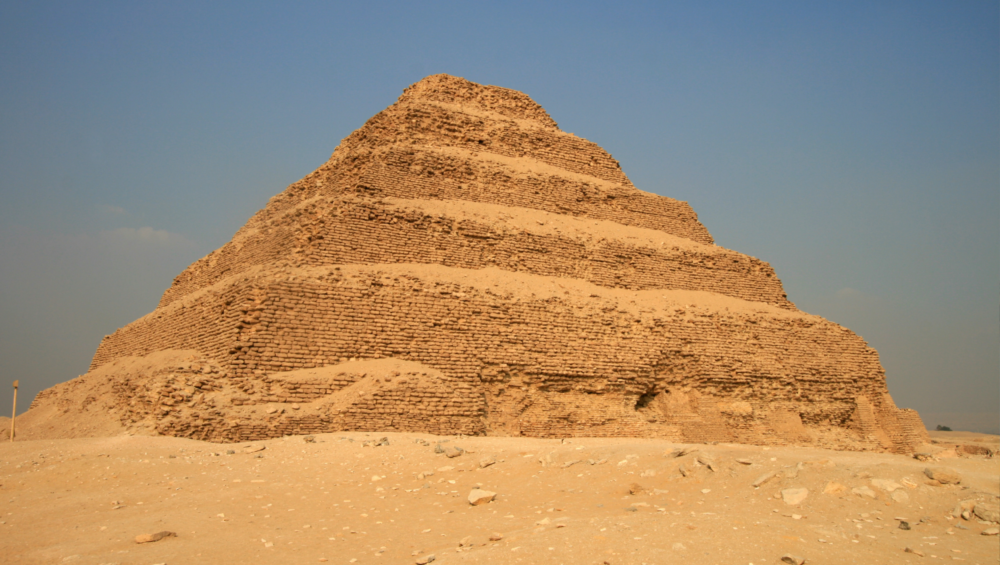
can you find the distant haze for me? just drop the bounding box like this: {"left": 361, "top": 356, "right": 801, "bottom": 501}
{"left": 0, "top": 2, "right": 996, "bottom": 433}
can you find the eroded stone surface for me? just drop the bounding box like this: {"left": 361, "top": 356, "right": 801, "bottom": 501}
{"left": 22, "top": 74, "right": 927, "bottom": 452}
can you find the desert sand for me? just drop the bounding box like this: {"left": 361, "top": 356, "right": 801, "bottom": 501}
{"left": 1, "top": 431, "right": 997, "bottom": 564}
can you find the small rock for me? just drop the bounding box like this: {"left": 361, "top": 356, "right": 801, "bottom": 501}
{"left": 415, "top": 554, "right": 436, "bottom": 564}
{"left": 668, "top": 447, "right": 697, "bottom": 458}
{"left": 752, "top": 471, "right": 777, "bottom": 488}
{"left": 678, "top": 464, "right": 690, "bottom": 477}
{"left": 243, "top": 444, "right": 266, "bottom": 453}
{"left": 923, "top": 467, "right": 961, "bottom": 485}
{"left": 134, "top": 531, "right": 176, "bottom": 544}
{"left": 303, "top": 435, "right": 316, "bottom": 443}
{"left": 974, "top": 502, "right": 999, "bottom": 523}
{"left": 982, "top": 527, "right": 999, "bottom": 536}
{"left": 823, "top": 481, "right": 847, "bottom": 495}
{"left": 852, "top": 486, "right": 877, "bottom": 499}
{"left": 696, "top": 455, "right": 717, "bottom": 471}
{"left": 628, "top": 483, "right": 645, "bottom": 495}
{"left": 479, "top": 456, "right": 496, "bottom": 468}
{"left": 736, "top": 458, "right": 753, "bottom": 465}
{"left": 780, "top": 554, "right": 805, "bottom": 565}
{"left": 891, "top": 490, "right": 909, "bottom": 503}
{"left": 489, "top": 533, "right": 503, "bottom": 541}
{"left": 458, "top": 536, "right": 472, "bottom": 547}
{"left": 904, "top": 547, "right": 925, "bottom": 556}
{"left": 913, "top": 452, "right": 935, "bottom": 462}
{"left": 445, "top": 447, "right": 464, "bottom": 458}
{"left": 781, "top": 488, "right": 809, "bottom": 506}
{"left": 898, "top": 521, "right": 911, "bottom": 530}
{"left": 434, "top": 443, "right": 445, "bottom": 454}
{"left": 468, "top": 489, "right": 496, "bottom": 506}
{"left": 870, "top": 479, "right": 901, "bottom": 492}
{"left": 377, "top": 437, "right": 390, "bottom": 447}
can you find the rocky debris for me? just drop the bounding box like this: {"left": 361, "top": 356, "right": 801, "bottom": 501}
{"left": 735, "top": 458, "right": 753, "bottom": 465}
{"left": 913, "top": 452, "right": 936, "bottom": 462}
{"left": 488, "top": 533, "right": 503, "bottom": 541}
{"left": 974, "top": 501, "right": 999, "bottom": 523}
{"left": 478, "top": 456, "right": 496, "bottom": 468}
{"left": 628, "top": 483, "right": 645, "bottom": 495}
{"left": 467, "top": 489, "right": 496, "bottom": 506}
{"left": 780, "top": 554, "right": 805, "bottom": 565}
{"left": 822, "top": 482, "right": 847, "bottom": 495}
{"left": 852, "top": 486, "right": 877, "bottom": 499}
{"left": 898, "top": 521, "right": 911, "bottom": 530}
{"left": 415, "top": 554, "right": 436, "bottom": 564}
{"left": 952, "top": 499, "right": 977, "bottom": 518}
{"left": 982, "top": 527, "right": 999, "bottom": 536}
{"left": 870, "top": 479, "right": 901, "bottom": 492}
{"left": 668, "top": 447, "right": 698, "bottom": 458}
{"left": 752, "top": 471, "right": 777, "bottom": 488}
{"left": 561, "top": 459, "right": 582, "bottom": 469}
{"left": 678, "top": 464, "right": 691, "bottom": 477}
{"left": 134, "top": 531, "right": 176, "bottom": 544}
{"left": 696, "top": 455, "right": 717, "bottom": 471}
{"left": 781, "top": 488, "right": 809, "bottom": 506}
{"left": 904, "top": 547, "right": 925, "bottom": 556}
{"left": 458, "top": 536, "right": 472, "bottom": 547}
{"left": 923, "top": 467, "right": 961, "bottom": 485}
{"left": 303, "top": 435, "right": 316, "bottom": 443}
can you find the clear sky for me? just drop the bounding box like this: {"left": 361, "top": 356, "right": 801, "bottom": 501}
{"left": 1, "top": 1, "right": 997, "bottom": 433}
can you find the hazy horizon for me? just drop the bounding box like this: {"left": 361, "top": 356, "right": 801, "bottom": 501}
{"left": 1, "top": 1, "right": 997, "bottom": 433}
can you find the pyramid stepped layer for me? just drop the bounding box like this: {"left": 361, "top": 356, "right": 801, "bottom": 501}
{"left": 158, "top": 196, "right": 791, "bottom": 309}
{"left": 28, "top": 74, "right": 927, "bottom": 452}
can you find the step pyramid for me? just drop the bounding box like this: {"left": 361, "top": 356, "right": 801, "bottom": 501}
{"left": 29, "top": 75, "right": 927, "bottom": 451}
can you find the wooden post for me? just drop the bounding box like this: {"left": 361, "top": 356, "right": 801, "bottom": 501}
{"left": 10, "top": 380, "right": 17, "bottom": 442}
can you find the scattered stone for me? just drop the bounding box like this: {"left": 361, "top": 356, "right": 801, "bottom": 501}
{"left": 904, "top": 547, "right": 925, "bottom": 556}
{"left": 134, "top": 531, "right": 176, "bottom": 544}
{"left": 735, "top": 458, "right": 753, "bottom": 465}
{"left": 678, "top": 464, "right": 691, "bottom": 477}
{"left": 479, "top": 456, "right": 496, "bottom": 468}
{"left": 780, "top": 554, "right": 805, "bottom": 565}
{"left": 696, "top": 455, "right": 717, "bottom": 471}
{"left": 377, "top": 437, "right": 390, "bottom": 447}
{"left": 561, "top": 460, "right": 581, "bottom": 468}
{"left": 823, "top": 482, "right": 847, "bottom": 495}
{"left": 870, "top": 479, "right": 901, "bottom": 492}
{"left": 458, "top": 536, "right": 472, "bottom": 547}
{"left": 982, "top": 527, "right": 999, "bottom": 536}
{"left": 974, "top": 502, "right": 999, "bottom": 523}
{"left": 781, "top": 488, "right": 809, "bottom": 506}
{"left": 852, "top": 486, "right": 877, "bottom": 499}
{"left": 923, "top": 467, "right": 961, "bottom": 485}
{"left": 900, "top": 477, "right": 918, "bottom": 489}
{"left": 668, "top": 447, "right": 697, "bottom": 458}
{"left": 415, "top": 554, "right": 436, "bottom": 564}
{"left": 468, "top": 489, "right": 496, "bottom": 506}
{"left": 628, "top": 483, "right": 645, "bottom": 495}
{"left": 898, "top": 521, "right": 910, "bottom": 530}
{"left": 489, "top": 533, "right": 503, "bottom": 541}
{"left": 445, "top": 447, "right": 464, "bottom": 458}
{"left": 913, "top": 452, "right": 936, "bottom": 462}
{"left": 303, "top": 435, "right": 316, "bottom": 443}
{"left": 752, "top": 471, "right": 777, "bottom": 488}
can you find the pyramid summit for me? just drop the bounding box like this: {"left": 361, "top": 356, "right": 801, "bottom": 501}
{"left": 23, "top": 74, "right": 927, "bottom": 452}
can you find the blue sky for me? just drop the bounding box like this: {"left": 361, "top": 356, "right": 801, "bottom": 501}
{"left": 1, "top": 1, "right": 997, "bottom": 432}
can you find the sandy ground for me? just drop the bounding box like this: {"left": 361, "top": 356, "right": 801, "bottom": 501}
{"left": 1, "top": 432, "right": 997, "bottom": 565}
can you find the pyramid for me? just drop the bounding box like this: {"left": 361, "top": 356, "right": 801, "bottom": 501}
{"left": 27, "top": 75, "right": 927, "bottom": 451}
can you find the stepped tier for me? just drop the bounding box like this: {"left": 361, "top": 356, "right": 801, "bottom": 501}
{"left": 26, "top": 74, "right": 927, "bottom": 451}
{"left": 158, "top": 196, "right": 791, "bottom": 309}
